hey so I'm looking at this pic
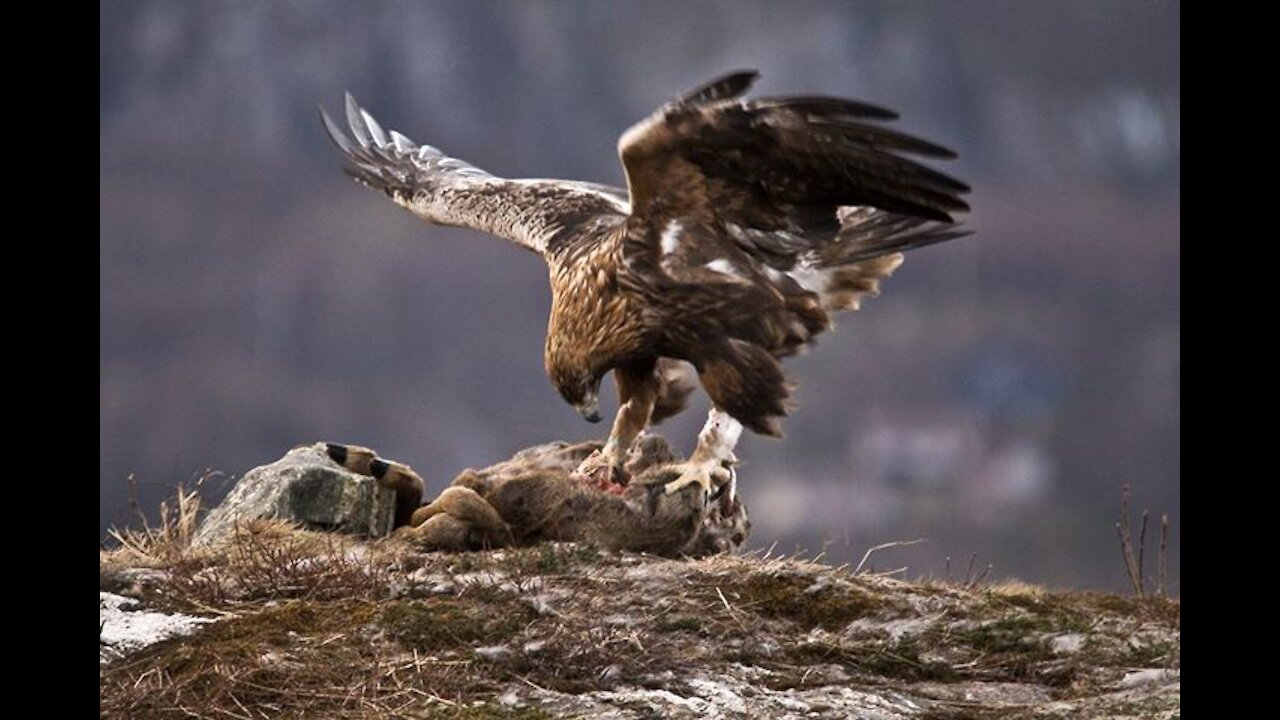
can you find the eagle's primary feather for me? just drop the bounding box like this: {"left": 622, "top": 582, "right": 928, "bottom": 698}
{"left": 322, "top": 70, "right": 969, "bottom": 488}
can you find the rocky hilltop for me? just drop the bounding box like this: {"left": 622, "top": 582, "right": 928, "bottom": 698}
{"left": 101, "top": 448, "right": 1179, "bottom": 719}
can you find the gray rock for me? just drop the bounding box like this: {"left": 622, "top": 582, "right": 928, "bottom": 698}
{"left": 193, "top": 443, "right": 396, "bottom": 546}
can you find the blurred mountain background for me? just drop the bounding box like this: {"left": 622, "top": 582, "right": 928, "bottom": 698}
{"left": 100, "top": 0, "right": 1179, "bottom": 593}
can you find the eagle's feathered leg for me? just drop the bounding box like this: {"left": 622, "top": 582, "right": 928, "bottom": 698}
{"left": 573, "top": 364, "right": 660, "bottom": 490}
{"left": 662, "top": 408, "right": 743, "bottom": 500}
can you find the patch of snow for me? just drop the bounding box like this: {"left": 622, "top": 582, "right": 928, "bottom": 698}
{"left": 772, "top": 694, "right": 811, "bottom": 713}
{"left": 1050, "top": 633, "right": 1086, "bottom": 654}
{"left": 453, "top": 570, "right": 524, "bottom": 594}
{"left": 846, "top": 616, "right": 940, "bottom": 642}
{"left": 508, "top": 576, "right": 544, "bottom": 594}
{"left": 100, "top": 592, "right": 213, "bottom": 663}
{"left": 1118, "top": 668, "right": 1179, "bottom": 689}
{"left": 342, "top": 545, "right": 370, "bottom": 563}
{"left": 755, "top": 639, "right": 782, "bottom": 658}
{"left": 686, "top": 677, "right": 748, "bottom": 713}
{"left": 803, "top": 576, "right": 840, "bottom": 594}
{"left": 474, "top": 645, "right": 512, "bottom": 662}
{"left": 594, "top": 687, "right": 705, "bottom": 712}
{"left": 408, "top": 568, "right": 456, "bottom": 594}
{"left": 911, "top": 680, "right": 1052, "bottom": 706}
{"left": 525, "top": 593, "right": 559, "bottom": 616}
{"left": 727, "top": 662, "right": 773, "bottom": 680}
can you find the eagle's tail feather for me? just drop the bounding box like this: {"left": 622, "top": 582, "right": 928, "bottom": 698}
{"left": 824, "top": 206, "right": 970, "bottom": 266}
{"left": 767, "top": 207, "right": 968, "bottom": 313}
{"left": 829, "top": 227, "right": 971, "bottom": 266}
{"left": 819, "top": 255, "right": 904, "bottom": 314}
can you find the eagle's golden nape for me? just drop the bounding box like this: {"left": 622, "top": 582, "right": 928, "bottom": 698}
{"left": 321, "top": 69, "right": 969, "bottom": 510}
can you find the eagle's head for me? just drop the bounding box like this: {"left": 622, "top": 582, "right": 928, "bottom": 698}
{"left": 551, "top": 365, "right": 605, "bottom": 424}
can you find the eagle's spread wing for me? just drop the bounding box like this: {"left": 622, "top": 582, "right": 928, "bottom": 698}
{"left": 620, "top": 69, "right": 968, "bottom": 222}
{"left": 321, "top": 94, "right": 629, "bottom": 256}
{"left": 617, "top": 70, "right": 968, "bottom": 308}
{"left": 615, "top": 70, "right": 971, "bottom": 435}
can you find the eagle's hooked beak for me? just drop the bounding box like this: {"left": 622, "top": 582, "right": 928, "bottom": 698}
{"left": 575, "top": 388, "right": 602, "bottom": 423}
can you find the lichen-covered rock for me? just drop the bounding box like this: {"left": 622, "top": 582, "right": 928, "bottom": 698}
{"left": 193, "top": 443, "right": 397, "bottom": 546}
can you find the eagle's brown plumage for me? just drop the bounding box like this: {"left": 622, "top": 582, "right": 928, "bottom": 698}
{"left": 322, "top": 70, "right": 969, "bottom": 485}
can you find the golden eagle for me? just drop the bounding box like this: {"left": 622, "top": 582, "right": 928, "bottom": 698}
{"left": 321, "top": 70, "right": 969, "bottom": 498}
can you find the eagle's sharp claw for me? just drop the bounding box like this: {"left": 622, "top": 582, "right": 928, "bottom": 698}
{"left": 663, "top": 461, "right": 729, "bottom": 497}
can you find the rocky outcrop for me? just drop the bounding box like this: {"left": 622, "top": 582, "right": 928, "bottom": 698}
{"left": 193, "top": 443, "right": 397, "bottom": 546}
{"left": 104, "top": 440, "right": 1178, "bottom": 718}
{"left": 198, "top": 437, "right": 749, "bottom": 557}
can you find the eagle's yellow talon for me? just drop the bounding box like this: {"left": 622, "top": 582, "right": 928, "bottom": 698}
{"left": 663, "top": 462, "right": 727, "bottom": 496}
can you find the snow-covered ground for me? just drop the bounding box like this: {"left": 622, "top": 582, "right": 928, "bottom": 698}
{"left": 100, "top": 592, "right": 213, "bottom": 663}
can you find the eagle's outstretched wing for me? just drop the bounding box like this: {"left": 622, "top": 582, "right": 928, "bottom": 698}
{"left": 321, "top": 94, "right": 630, "bottom": 256}
{"left": 617, "top": 70, "right": 969, "bottom": 311}
{"left": 613, "top": 71, "right": 971, "bottom": 435}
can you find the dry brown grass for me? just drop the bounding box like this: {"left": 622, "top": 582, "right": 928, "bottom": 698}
{"left": 105, "top": 481, "right": 203, "bottom": 566}
{"left": 102, "top": 488, "right": 1179, "bottom": 719}
{"left": 102, "top": 478, "right": 398, "bottom": 614}
{"left": 100, "top": 596, "right": 555, "bottom": 719}
{"left": 167, "top": 522, "right": 393, "bottom": 609}
{"left": 102, "top": 540, "right": 1180, "bottom": 718}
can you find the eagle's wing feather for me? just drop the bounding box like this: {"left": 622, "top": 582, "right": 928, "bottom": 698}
{"left": 618, "top": 70, "right": 967, "bottom": 262}
{"left": 615, "top": 71, "right": 971, "bottom": 434}
{"left": 322, "top": 93, "right": 629, "bottom": 256}
{"left": 620, "top": 71, "right": 967, "bottom": 219}
{"left": 619, "top": 70, "right": 971, "bottom": 314}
